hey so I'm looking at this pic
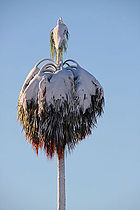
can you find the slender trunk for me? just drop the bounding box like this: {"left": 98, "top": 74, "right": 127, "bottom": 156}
{"left": 57, "top": 155, "right": 66, "bottom": 210}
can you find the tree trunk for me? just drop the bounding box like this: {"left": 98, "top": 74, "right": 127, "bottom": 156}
{"left": 57, "top": 155, "right": 66, "bottom": 210}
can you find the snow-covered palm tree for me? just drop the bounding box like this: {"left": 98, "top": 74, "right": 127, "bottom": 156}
{"left": 18, "top": 17, "right": 104, "bottom": 210}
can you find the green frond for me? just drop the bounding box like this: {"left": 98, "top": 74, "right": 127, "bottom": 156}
{"left": 50, "top": 31, "right": 55, "bottom": 61}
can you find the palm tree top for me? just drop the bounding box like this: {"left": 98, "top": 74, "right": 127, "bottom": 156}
{"left": 18, "top": 18, "right": 104, "bottom": 158}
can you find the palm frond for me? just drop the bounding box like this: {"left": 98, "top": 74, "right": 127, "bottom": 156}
{"left": 18, "top": 86, "right": 104, "bottom": 158}
{"left": 50, "top": 31, "right": 56, "bottom": 61}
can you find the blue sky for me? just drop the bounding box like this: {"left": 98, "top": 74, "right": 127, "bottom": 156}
{"left": 0, "top": 0, "right": 140, "bottom": 209}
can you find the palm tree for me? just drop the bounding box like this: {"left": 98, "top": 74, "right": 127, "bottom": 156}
{"left": 18, "top": 17, "right": 104, "bottom": 210}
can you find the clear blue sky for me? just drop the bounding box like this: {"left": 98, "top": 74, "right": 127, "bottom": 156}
{"left": 0, "top": 0, "right": 140, "bottom": 210}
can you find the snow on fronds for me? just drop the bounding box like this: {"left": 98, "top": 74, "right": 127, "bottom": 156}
{"left": 21, "top": 66, "right": 39, "bottom": 94}
{"left": 72, "top": 66, "right": 104, "bottom": 112}
{"left": 18, "top": 59, "right": 104, "bottom": 158}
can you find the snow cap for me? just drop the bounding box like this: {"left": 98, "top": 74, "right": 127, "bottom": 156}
{"left": 52, "top": 17, "right": 68, "bottom": 50}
